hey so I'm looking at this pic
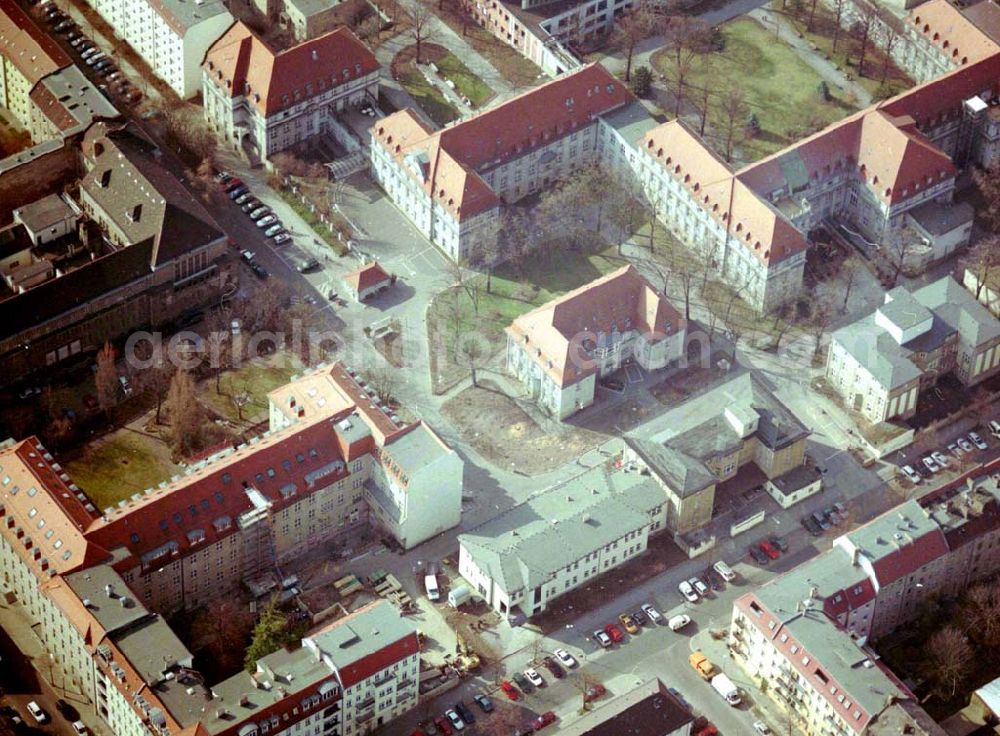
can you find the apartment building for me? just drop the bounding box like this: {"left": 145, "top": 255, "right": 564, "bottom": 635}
{"left": 0, "top": 122, "right": 232, "bottom": 385}
{"left": 458, "top": 465, "right": 667, "bottom": 618}
{"left": 506, "top": 265, "right": 685, "bottom": 419}
{"left": 83, "top": 0, "right": 233, "bottom": 98}
{"left": 0, "top": 0, "right": 68, "bottom": 127}
{"left": 268, "top": 363, "right": 464, "bottom": 551}
{"left": 730, "top": 461, "right": 1000, "bottom": 735}
{"left": 624, "top": 371, "right": 812, "bottom": 533}
{"left": 202, "top": 23, "right": 379, "bottom": 160}
{"left": 827, "top": 276, "right": 1000, "bottom": 423}
{"left": 371, "top": 64, "right": 633, "bottom": 262}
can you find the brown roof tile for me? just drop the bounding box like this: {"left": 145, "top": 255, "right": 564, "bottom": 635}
{"left": 0, "top": 0, "right": 70, "bottom": 86}
{"left": 908, "top": 0, "right": 1000, "bottom": 67}
{"left": 344, "top": 260, "right": 391, "bottom": 292}
{"left": 203, "top": 22, "right": 378, "bottom": 117}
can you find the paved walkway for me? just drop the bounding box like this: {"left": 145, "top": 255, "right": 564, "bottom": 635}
{"left": 749, "top": 8, "right": 873, "bottom": 107}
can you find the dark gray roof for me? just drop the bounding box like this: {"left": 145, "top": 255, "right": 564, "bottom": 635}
{"left": 557, "top": 678, "right": 693, "bottom": 736}
{"left": 625, "top": 437, "right": 716, "bottom": 496}
{"left": 907, "top": 199, "right": 974, "bottom": 236}
{"left": 599, "top": 101, "right": 659, "bottom": 145}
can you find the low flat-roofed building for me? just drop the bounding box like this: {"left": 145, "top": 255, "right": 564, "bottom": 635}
{"left": 458, "top": 466, "right": 667, "bottom": 618}
{"left": 556, "top": 678, "right": 693, "bottom": 736}
{"left": 624, "top": 371, "right": 810, "bottom": 532}
{"left": 904, "top": 199, "right": 975, "bottom": 264}
{"left": 13, "top": 192, "right": 78, "bottom": 245}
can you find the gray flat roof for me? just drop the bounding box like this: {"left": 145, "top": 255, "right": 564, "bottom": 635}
{"left": 306, "top": 599, "right": 414, "bottom": 670}
{"left": 459, "top": 467, "right": 666, "bottom": 595}
{"left": 600, "top": 101, "right": 660, "bottom": 145}
{"left": 913, "top": 275, "right": 1000, "bottom": 349}
{"left": 382, "top": 423, "right": 451, "bottom": 476}
{"left": 64, "top": 565, "right": 150, "bottom": 634}
{"left": 907, "top": 199, "right": 974, "bottom": 236}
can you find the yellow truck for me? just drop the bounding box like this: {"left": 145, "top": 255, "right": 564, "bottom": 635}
{"left": 689, "top": 651, "right": 717, "bottom": 681}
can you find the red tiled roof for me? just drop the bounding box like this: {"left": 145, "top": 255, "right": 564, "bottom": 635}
{"left": 506, "top": 265, "right": 684, "bottom": 387}
{"left": 84, "top": 416, "right": 351, "bottom": 570}
{"left": 868, "top": 529, "right": 950, "bottom": 587}
{"left": 372, "top": 64, "right": 631, "bottom": 221}
{"left": 204, "top": 22, "right": 378, "bottom": 117}
{"left": 644, "top": 119, "right": 809, "bottom": 265}
{"left": 879, "top": 52, "right": 1000, "bottom": 126}
{"left": 0, "top": 0, "right": 70, "bottom": 85}
{"left": 823, "top": 577, "right": 876, "bottom": 620}
{"left": 344, "top": 261, "right": 391, "bottom": 293}
{"left": 907, "top": 0, "right": 1000, "bottom": 68}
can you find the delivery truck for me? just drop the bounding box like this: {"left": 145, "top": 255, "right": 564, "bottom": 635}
{"left": 711, "top": 673, "right": 741, "bottom": 706}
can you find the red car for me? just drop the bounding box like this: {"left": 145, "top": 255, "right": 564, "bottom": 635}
{"left": 758, "top": 540, "right": 781, "bottom": 560}
{"left": 434, "top": 716, "right": 453, "bottom": 736}
{"left": 532, "top": 711, "right": 557, "bottom": 730}
{"left": 500, "top": 680, "right": 520, "bottom": 701}
{"left": 409, "top": 731, "right": 427, "bottom": 736}
{"left": 584, "top": 683, "right": 607, "bottom": 703}
{"left": 223, "top": 178, "right": 244, "bottom": 192}
{"left": 604, "top": 623, "right": 624, "bottom": 643}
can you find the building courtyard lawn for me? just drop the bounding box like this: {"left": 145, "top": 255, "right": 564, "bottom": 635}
{"left": 398, "top": 67, "right": 460, "bottom": 128}
{"left": 63, "top": 430, "right": 180, "bottom": 514}
{"left": 197, "top": 352, "right": 303, "bottom": 425}
{"left": 436, "top": 51, "right": 493, "bottom": 108}
{"left": 653, "top": 17, "right": 864, "bottom": 161}
{"left": 427, "top": 244, "right": 625, "bottom": 392}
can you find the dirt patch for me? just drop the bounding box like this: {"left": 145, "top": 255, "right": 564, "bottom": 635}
{"left": 531, "top": 533, "right": 688, "bottom": 634}
{"left": 374, "top": 332, "right": 405, "bottom": 368}
{"left": 441, "top": 380, "right": 603, "bottom": 475}
{"left": 649, "top": 366, "right": 718, "bottom": 406}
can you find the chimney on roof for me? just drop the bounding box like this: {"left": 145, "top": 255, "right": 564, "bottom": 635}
{"left": 809, "top": 586, "right": 819, "bottom": 599}
{"left": 851, "top": 546, "right": 860, "bottom": 567}
{"left": 105, "top": 583, "right": 116, "bottom": 599}
{"left": 311, "top": 49, "right": 318, "bottom": 61}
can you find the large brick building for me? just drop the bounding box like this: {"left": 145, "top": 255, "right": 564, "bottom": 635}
{"left": 0, "top": 361, "right": 457, "bottom": 736}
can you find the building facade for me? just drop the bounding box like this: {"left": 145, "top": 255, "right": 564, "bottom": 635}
{"left": 506, "top": 265, "right": 686, "bottom": 419}
{"left": 458, "top": 466, "right": 667, "bottom": 618}
{"left": 82, "top": 0, "right": 233, "bottom": 98}
{"left": 202, "top": 23, "right": 379, "bottom": 160}
{"left": 827, "top": 276, "right": 1000, "bottom": 423}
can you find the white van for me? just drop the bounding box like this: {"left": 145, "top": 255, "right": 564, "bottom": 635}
{"left": 424, "top": 573, "right": 440, "bottom": 602}
{"left": 668, "top": 614, "right": 692, "bottom": 631}
{"left": 990, "top": 420, "right": 1000, "bottom": 439}
{"left": 713, "top": 560, "right": 737, "bottom": 583}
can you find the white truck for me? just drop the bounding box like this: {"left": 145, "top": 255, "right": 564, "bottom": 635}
{"left": 711, "top": 673, "right": 741, "bottom": 706}
{"left": 424, "top": 573, "right": 440, "bottom": 602}
{"left": 448, "top": 585, "right": 472, "bottom": 608}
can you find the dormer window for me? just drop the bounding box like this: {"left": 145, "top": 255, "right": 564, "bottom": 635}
{"left": 100, "top": 169, "right": 111, "bottom": 188}
{"left": 127, "top": 204, "right": 142, "bottom": 223}
{"left": 355, "top": 63, "right": 362, "bottom": 74}
{"left": 342, "top": 68, "right": 350, "bottom": 80}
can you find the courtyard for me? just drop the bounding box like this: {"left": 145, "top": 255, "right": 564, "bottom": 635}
{"left": 652, "top": 17, "right": 866, "bottom": 161}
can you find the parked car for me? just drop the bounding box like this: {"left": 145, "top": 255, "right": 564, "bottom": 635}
{"left": 72, "top": 723, "right": 87, "bottom": 736}
{"left": 948, "top": 442, "right": 961, "bottom": 456}
{"left": 542, "top": 656, "right": 564, "bottom": 678}
{"left": 641, "top": 603, "right": 663, "bottom": 624}
{"left": 85, "top": 53, "right": 107, "bottom": 66}
{"left": 618, "top": 613, "right": 639, "bottom": 634}
{"left": 56, "top": 700, "right": 80, "bottom": 722}
{"left": 251, "top": 263, "right": 269, "bottom": 279}
{"left": 713, "top": 560, "right": 737, "bottom": 582}
{"left": 256, "top": 214, "right": 277, "bottom": 228}
{"left": 705, "top": 568, "right": 724, "bottom": 591}
{"left": 753, "top": 722, "right": 772, "bottom": 735}
{"left": 241, "top": 198, "right": 262, "bottom": 212}
{"left": 812, "top": 510, "right": 830, "bottom": 530}
{"left": 265, "top": 224, "right": 285, "bottom": 238}
{"left": 118, "top": 375, "right": 132, "bottom": 397}
{"left": 297, "top": 257, "right": 320, "bottom": 272}
{"left": 931, "top": 450, "right": 950, "bottom": 468}
{"left": 769, "top": 535, "right": 789, "bottom": 553}
{"left": 689, "top": 577, "right": 709, "bottom": 597}
{"left": 524, "top": 668, "right": 544, "bottom": 688}
{"left": 554, "top": 648, "right": 577, "bottom": 667}
{"left": 958, "top": 437, "right": 975, "bottom": 453}
{"left": 631, "top": 609, "right": 647, "bottom": 626}
{"left": 228, "top": 185, "right": 250, "bottom": 200}
{"left": 223, "top": 177, "right": 244, "bottom": 191}
{"left": 80, "top": 46, "right": 101, "bottom": 59}
{"left": 990, "top": 420, "right": 1000, "bottom": 439}
{"left": 593, "top": 629, "right": 612, "bottom": 647}
{"left": 70, "top": 36, "right": 88, "bottom": 47}
{"left": 53, "top": 19, "right": 73, "bottom": 31}
{"left": 679, "top": 580, "right": 699, "bottom": 602}
{"left": 249, "top": 206, "right": 270, "bottom": 219}
{"left": 583, "top": 683, "right": 607, "bottom": 703}
{"left": 500, "top": 681, "right": 519, "bottom": 700}
{"left": 27, "top": 702, "right": 47, "bottom": 723}
{"left": 234, "top": 191, "right": 255, "bottom": 205}
{"left": 668, "top": 614, "right": 692, "bottom": 631}
{"left": 922, "top": 455, "right": 941, "bottom": 473}
{"left": 599, "top": 377, "right": 625, "bottom": 391}
{"left": 970, "top": 431, "right": 989, "bottom": 450}
{"left": 472, "top": 693, "right": 493, "bottom": 712}
{"left": 512, "top": 672, "right": 534, "bottom": 693}
{"left": 532, "top": 712, "right": 556, "bottom": 731}
{"left": 749, "top": 545, "right": 770, "bottom": 565}
{"left": 901, "top": 464, "right": 922, "bottom": 484}
{"left": 604, "top": 623, "right": 624, "bottom": 643}
{"left": 444, "top": 708, "right": 465, "bottom": 731}
{"left": 273, "top": 232, "right": 291, "bottom": 245}
{"left": 453, "top": 702, "right": 475, "bottom": 725}
{"left": 433, "top": 716, "right": 453, "bottom": 736}
{"left": 758, "top": 540, "right": 780, "bottom": 560}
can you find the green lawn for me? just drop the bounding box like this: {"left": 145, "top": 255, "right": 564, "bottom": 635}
{"left": 653, "top": 18, "right": 863, "bottom": 161}
{"left": 275, "top": 188, "right": 348, "bottom": 256}
{"left": 198, "top": 354, "right": 302, "bottom": 424}
{"left": 778, "top": 2, "right": 913, "bottom": 100}
{"left": 436, "top": 52, "right": 493, "bottom": 107}
{"left": 64, "top": 431, "right": 180, "bottom": 513}
{"left": 399, "top": 68, "right": 460, "bottom": 128}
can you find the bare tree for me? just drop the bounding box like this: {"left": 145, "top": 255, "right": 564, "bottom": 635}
{"left": 883, "top": 232, "right": 918, "bottom": 286}
{"left": 612, "top": 2, "right": 655, "bottom": 82}
{"left": 718, "top": 87, "right": 749, "bottom": 162}
{"left": 923, "top": 625, "right": 973, "bottom": 699}
{"left": 840, "top": 256, "right": 861, "bottom": 313}
{"left": 852, "top": 0, "right": 879, "bottom": 78}
{"left": 190, "top": 598, "right": 254, "bottom": 674}
{"left": 880, "top": 13, "right": 903, "bottom": 83}
{"left": 659, "top": 16, "right": 712, "bottom": 116}
{"left": 962, "top": 584, "right": 1000, "bottom": 650}
{"left": 974, "top": 166, "right": 1000, "bottom": 233}
{"left": 165, "top": 368, "right": 206, "bottom": 457}
{"left": 363, "top": 359, "right": 398, "bottom": 406}
{"left": 401, "top": 0, "right": 437, "bottom": 63}
{"left": 446, "top": 258, "right": 483, "bottom": 316}
{"left": 95, "top": 342, "right": 120, "bottom": 413}
{"left": 832, "top": 0, "right": 848, "bottom": 52}
{"left": 964, "top": 234, "right": 1000, "bottom": 301}
{"left": 456, "top": 329, "right": 487, "bottom": 387}
{"left": 133, "top": 344, "right": 174, "bottom": 424}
